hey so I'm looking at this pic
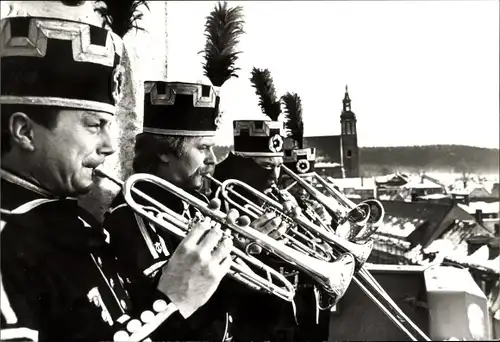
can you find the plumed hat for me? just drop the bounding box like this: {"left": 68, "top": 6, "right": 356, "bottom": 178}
{"left": 282, "top": 92, "right": 304, "bottom": 149}
{"left": 143, "top": 2, "right": 244, "bottom": 136}
{"left": 283, "top": 147, "right": 317, "bottom": 174}
{"left": 233, "top": 67, "right": 285, "bottom": 156}
{"left": 0, "top": 0, "right": 136, "bottom": 115}
{"left": 233, "top": 120, "right": 284, "bottom": 157}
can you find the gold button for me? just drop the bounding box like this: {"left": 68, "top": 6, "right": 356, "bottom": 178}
{"left": 126, "top": 319, "right": 142, "bottom": 333}
{"left": 140, "top": 310, "right": 155, "bottom": 324}
{"left": 113, "top": 330, "right": 129, "bottom": 341}
{"left": 153, "top": 299, "right": 168, "bottom": 313}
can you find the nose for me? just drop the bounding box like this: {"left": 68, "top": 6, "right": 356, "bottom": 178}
{"left": 272, "top": 166, "right": 281, "bottom": 182}
{"left": 206, "top": 147, "right": 216, "bottom": 165}
{"left": 98, "top": 127, "right": 115, "bottom": 157}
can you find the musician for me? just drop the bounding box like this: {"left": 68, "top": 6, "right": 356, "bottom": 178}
{"left": 0, "top": 4, "right": 234, "bottom": 341}
{"left": 278, "top": 145, "right": 334, "bottom": 342}
{"left": 280, "top": 145, "right": 332, "bottom": 226}
{"left": 213, "top": 120, "right": 285, "bottom": 202}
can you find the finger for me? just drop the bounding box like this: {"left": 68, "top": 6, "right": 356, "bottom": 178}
{"left": 258, "top": 216, "right": 282, "bottom": 235}
{"left": 208, "top": 198, "right": 221, "bottom": 211}
{"left": 183, "top": 218, "right": 212, "bottom": 246}
{"left": 292, "top": 207, "right": 302, "bottom": 217}
{"left": 215, "top": 251, "right": 233, "bottom": 278}
{"left": 269, "top": 221, "right": 289, "bottom": 239}
{"left": 197, "top": 226, "right": 224, "bottom": 250}
{"left": 237, "top": 215, "right": 251, "bottom": 227}
{"left": 211, "top": 233, "right": 233, "bottom": 263}
{"left": 250, "top": 211, "right": 277, "bottom": 228}
{"left": 225, "top": 208, "right": 240, "bottom": 225}
{"left": 282, "top": 201, "right": 293, "bottom": 213}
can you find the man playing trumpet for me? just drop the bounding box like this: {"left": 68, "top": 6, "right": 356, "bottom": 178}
{"left": 0, "top": 1, "right": 235, "bottom": 341}
{"left": 103, "top": 3, "right": 292, "bottom": 340}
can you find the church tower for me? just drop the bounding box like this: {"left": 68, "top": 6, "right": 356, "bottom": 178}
{"left": 340, "top": 85, "right": 359, "bottom": 177}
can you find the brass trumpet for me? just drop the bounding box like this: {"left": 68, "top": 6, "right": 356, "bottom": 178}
{"left": 281, "top": 165, "right": 385, "bottom": 242}
{"left": 214, "top": 177, "right": 374, "bottom": 267}
{"left": 95, "top": 170, "right": 357, "bottom": 306}
{"left": 210, "top": 176, "right": 334, "bottom": 262}
{"left": 278, "top": 168, "right": 430, "bottom": 341}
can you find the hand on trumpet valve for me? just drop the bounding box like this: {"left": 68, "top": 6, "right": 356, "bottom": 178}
{"left": 281, "top": 200, "right": 303, "bottom": 218}
{"left": 228, "top": 211, "right": 290, "bottom": 255}
{"left": 158, "top": 216, "right": 233, "bottom": 318}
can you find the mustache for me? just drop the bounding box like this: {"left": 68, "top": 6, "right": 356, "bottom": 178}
{"left": 200, "top": 166, "right": 215, "bottom": 176}
{"left": 83, "top": 158, "right": 105, "bottom": 169}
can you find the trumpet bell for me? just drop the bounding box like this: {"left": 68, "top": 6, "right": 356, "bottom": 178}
{"left": 330, "top": 238, "right": 374, "bottom": 269}
{"left": 353, "top": 199, "right": 386, "bottom": 241}
{"left": 322, "top": 252, "right": 356, "bottom": 304}
{"left": 363, "top": 199, "right": 385, "bottom": 225}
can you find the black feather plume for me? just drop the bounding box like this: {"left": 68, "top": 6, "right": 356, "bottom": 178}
{"left": 250, "top": 67, "right": 281, "bottom": 121}
{"left": 61, "top": 0, "right": 86, "bottom": 6}
{"left": 201, "top": 2, "right": 245, "bottom": 87}
{"left": 94, "top": 0, "right": 149, "bottom": 38}
{"left": 282, "top": 92, "right": 304, "bottom": 149}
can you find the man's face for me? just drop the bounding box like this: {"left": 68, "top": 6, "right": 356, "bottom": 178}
{"left": 31, "top": 109, "right": 115, "bottom": 196}
{"left": 164, "top": 136, "right": 216, "bottom": 191}
{"left": 252, "top": 156, "right": 283, "bottom": 188}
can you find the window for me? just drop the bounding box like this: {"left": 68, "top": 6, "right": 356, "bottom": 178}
{"left": 347, "top": 150, "right": 352, "bottom": 158}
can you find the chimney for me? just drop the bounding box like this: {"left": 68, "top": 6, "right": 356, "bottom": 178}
{"left": 488, "top": 238, "right": 500, "bottom": 260}
{"left": 361, "top": 177, "right": 364, "bottom": 187}
{"left": 466, "top": 235, "right": 491, "bottom": 255}
{"left": 474, "top": 209, "right": 483, "bottom": 225}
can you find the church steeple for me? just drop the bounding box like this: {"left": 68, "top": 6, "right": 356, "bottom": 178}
{"left": 340, "top": 84, "right": 356, "bottom": 124}
{"left": 339, "top": 84, "right": 359, "bottom": 178}
{"left": 343, "top": 85, "right": 351, "bottom": 112}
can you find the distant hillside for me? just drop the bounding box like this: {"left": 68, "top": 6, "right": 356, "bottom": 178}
{"left": 359, "top": 145, "right": 499, "bottom": 176}
{"left": 213, "top": 144, "right": 499, "bottom": 176}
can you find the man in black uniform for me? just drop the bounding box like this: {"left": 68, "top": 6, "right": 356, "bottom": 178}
{"left": 278, "top": 144, "right": 334, "bottom": 342}
{"left": 103, "top": 79, "right": 291, "bottom": 341}
{"left": 0, "top": 3, "right": 235, "bottom": 341}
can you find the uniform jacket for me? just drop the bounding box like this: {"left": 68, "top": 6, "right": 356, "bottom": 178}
{"left": 104, "top": 182, "right": 235, "bottom": 341}
{"left": 212, "top": 155, "right": 331, "bottom": 341}
{"left": 0, "top": 169, "right": 181, "bottom": 342}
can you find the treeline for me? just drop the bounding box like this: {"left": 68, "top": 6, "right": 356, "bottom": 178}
{"left": 358, "top": 145, "right": 499, "bottom": 175}
{"left": 213, "top": 144, "right": 499, "bottom": 176}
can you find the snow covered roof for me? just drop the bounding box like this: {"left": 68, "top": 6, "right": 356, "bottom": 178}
{"left": 315, "top": 162, "right": 342, "bottom": 168}
{"left": 424, "top": 266, "right": 486, "bottom": 298}
{"left": 328, "top": 177, "right": 376, "bottom": 190}
{"left": 458, "top": 201, "right": 500, "bottom": 214}
{"left": 403, "top": 178, "right": 444, "bottom": 189}
{"left": 376, "top": 215, "right": 427, "bottom": 238}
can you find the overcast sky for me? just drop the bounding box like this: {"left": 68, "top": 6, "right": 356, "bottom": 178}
{"left": 166, "top": 0, "right": 499, "bottom": 148}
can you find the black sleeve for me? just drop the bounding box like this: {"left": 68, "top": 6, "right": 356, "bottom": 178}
{"left": 1, "top": 231, "right": 47, "bottom": 342}
{"left": 103, "top": 206, "right": 195, "bottom": 339}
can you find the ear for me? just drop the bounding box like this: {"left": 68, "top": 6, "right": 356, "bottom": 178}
{"left": 9, "top": 112, "right": 36, "bottom": 152}
{"left": 158, "top": 152, "right": 171, "bottom": 164}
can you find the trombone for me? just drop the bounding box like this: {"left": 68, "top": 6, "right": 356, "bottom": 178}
{"left": 278, "top": 166, "right": 432, "bottom": 341}
{"left": 281, "top": 166, "right": 385, "bottom": 242}
{"left": 95, "top": 170, "right": 357, "bottom": 307}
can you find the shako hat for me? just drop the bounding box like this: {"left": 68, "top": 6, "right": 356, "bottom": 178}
{"left": 233, "top": 67, "right": 285, "bottom": 157}
{"left": 143, "top": 2, "right": 244, "bottom": 136}
{"left": 0, "top": 0, "right": 131, "bottom": 115}
{"left": 284, "top": 146, "right": 317, "bottom": 174}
